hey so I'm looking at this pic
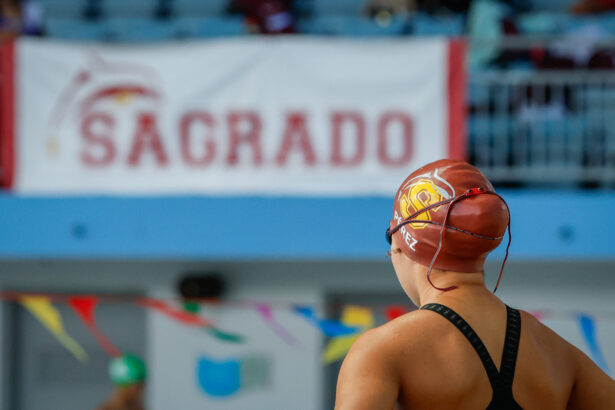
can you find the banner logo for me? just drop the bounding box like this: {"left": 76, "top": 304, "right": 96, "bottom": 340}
{"left": 46, "top": 52, "right": 164, "bottom": 166}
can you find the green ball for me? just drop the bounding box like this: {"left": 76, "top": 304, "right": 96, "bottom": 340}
{"left": 109, "top": 354, "right": 146, "bottom": 386}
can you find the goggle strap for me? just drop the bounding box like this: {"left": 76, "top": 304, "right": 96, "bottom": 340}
{"left": 426, "top": 196, "right": 460, "bottom": 292}
{"left": 390, "top": 187, "right": 512, "bottom": 294}
{"left": 388, "top": 195, "right": 461, "bottom": 237}
{"left": 392, "top": 219, "right": 504, "bottom": 241}
{"left": 492, "top": 200, "right": 512, "bottom": 293}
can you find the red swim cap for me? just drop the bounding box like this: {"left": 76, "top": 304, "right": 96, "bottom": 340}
{"left": 389, "top": 159, "right": 511, "bottom": 291}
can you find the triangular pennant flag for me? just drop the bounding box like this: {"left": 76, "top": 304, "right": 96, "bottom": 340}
{"left": 322, "top": 306, "right": 374, "bottom": 364}
{"left": 21, "top": 296, "right": 88, "bottom": 362}
{"left": 206, "top": 327, "right": 246, "bottom": 344}
{"left": 135, "top": 298, "right": 213, "bottom": 327}
{"left": 529, "top": 310, "right": 544, "bottom": 322}
{"left": 293, "top": 306, "right": 360, "bottom": 337}
{"left": 183, "top": 301, "right": 201, "bottom": 314}
{"left": 179, "top": 300, "right": 246, "bottom": 343}
{"left": 385, "top": 305, "right": 407, "bottom": 322}
{"left": 254, "top": 303, "right": 300, "bottom": 347}
{"left": 68, "top": 296, "right": 121, "bottom": 357}
{"left": 578, "top": 314, "right": 610, "bottom": 375}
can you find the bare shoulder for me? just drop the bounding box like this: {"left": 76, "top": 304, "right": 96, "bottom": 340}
{"left": 349, "top": 309, "right": 441, "bottom": 361}
{"left": 518, "top": 310, "right": 580, "bottom": 368}
{"left": 380, "top": 308, "right": 444, "bottom": 333}
{"left": 363, "top": 309, "right": 439, "bottom": 342}
{"left": 518, "top": 310, "right": 615, "bottom": 409}
{"left": 340, "top": 312, "right": 431, "bottom": 373}
{"left": 519, "top": 310, "right": 573, "bottom": 350}
{"left": 334, "top": 310, "right": 436, "bottom": 410}
{"left": 519, "top": 309, "right": 555, "bottom": 334}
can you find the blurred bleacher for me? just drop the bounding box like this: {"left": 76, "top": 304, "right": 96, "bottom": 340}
{"left": 35, "top": 0, "right": 615, "bottom": 41}
{"left": 43, "top": 0, "right": 246, "bottom": 40}
{"left": 18, "top": 0, "right": 615, "bottom": 186}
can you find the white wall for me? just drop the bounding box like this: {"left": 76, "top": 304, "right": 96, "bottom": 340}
{"left": 0, "top": 259, "right": 613, "bottom": 409}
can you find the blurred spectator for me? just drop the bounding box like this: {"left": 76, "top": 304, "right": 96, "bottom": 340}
{"left": 97, "top": 355, "right": 147, "bottom": 410}
{"left": 364, "top": 0, "right": 416, "bottom": 19}
{"left": 418, "top": 0, "right": 472, "bottom": 15}
{"left": 231, "top": 0, "right": 295, "bottom": 34}
{"left": 0, "top": 0, "right": 43, "bottom": 40}
{"left": 20, "top": 0, "right": 42, "bottom": 35}
{"left": 467, "top": 0, "right": 505, "bottom": 68}
{"left": 364, "top": 0, "right": 414, "bottom": 29}
{"left": 571, "top": 0, "right": 615, "bottom": 14}
{"left": 532, "top": 25, "right": 615, "bottom": 70}
{"left": 420, "top": 0, "right": 527, "bottom": 16}
{"left": 0, "top": 0, "right": 21, "bottom": 40}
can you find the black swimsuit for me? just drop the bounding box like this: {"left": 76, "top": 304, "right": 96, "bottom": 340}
{"left": 421, "top": 303, "right": 523, "bottom": 410}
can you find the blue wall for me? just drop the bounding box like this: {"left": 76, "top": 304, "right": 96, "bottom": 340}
{"left": 0, "top": 191, "right": 613, "bottom": 260}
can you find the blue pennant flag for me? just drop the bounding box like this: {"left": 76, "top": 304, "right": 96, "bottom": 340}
{"left": 293, "top": 306, "right": 360, "bottom": 337}
{"left": 578, "top": 314, "right": 610, "bottom": 375}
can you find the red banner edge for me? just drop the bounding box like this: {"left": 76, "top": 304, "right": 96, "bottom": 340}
{"left": 447, "top": 38, "right": 466, "bottom": 161}
{"left": 0, "top": 40, "right": 15, "bottom": 189}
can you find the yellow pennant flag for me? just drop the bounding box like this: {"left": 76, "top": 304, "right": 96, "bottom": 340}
{"left": 322, "top": 305, "right": 374, "bottom": 364}
{"left": 21, "top": 296, "right": 88, "bottom": 362}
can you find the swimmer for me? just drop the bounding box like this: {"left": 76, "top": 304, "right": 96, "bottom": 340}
{"left": 335, "top": 159, "right": 615, "bottom": 409}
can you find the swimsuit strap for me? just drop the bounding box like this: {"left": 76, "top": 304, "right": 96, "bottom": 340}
{"left": 487, "top": 306, "right": 523, "bottom": 409}
{"left": 499, "top": 305, "right": 521, "bottom": 388}
{"left": 421, "top": 303, "right": 501, "bottom": 390}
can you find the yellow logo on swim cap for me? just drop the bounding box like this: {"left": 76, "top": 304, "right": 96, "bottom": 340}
{"left": 399, "top": 178, "right": 444, "bottom": 229}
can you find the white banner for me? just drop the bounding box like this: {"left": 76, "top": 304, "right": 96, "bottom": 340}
{"left": 16, "top": 37, "right": 464, "bottom": 195}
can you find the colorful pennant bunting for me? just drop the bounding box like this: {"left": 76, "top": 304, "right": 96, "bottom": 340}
{"left": 180, "top": 299, "right": 246, "bottom": 343}
{"left": 183, "top": 301, "right": 201, "bottom": 314}
{"left": 1, "top": 291, "right": 611, "bottom": 374}
{"left": 385, "top": 305, "right": 408, "bottom": 322}
{"left": 293, "top": 306, "right": 360, "bottom": 337}
{"left": 254, "top": 303, "right": 300, "bottom": 347}
{"left": 529, "top": 310, "right": 544, "bottom": 321}
{"left": 206, "top": 327, "right": 246, "bottom": 343}
{"left": 135, "top": 297, "right": 213, "bottom": 327}
{"left": 322, "top": 306, "right": 374, "bottom": 364}
{"left": 578, "top": 314, "right": 611, "bottom": 375}
{"left": 68, "top": 296, "right": 122, "bottom": 357}
{"left": 21, "top": 296, "right": 88, "bottom": 362}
